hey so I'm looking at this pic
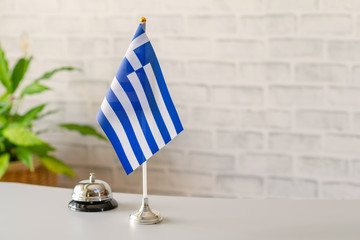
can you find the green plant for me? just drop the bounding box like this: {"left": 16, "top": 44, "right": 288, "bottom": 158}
{"left": 0, "top": 42, "right": 106, "bottom": 179}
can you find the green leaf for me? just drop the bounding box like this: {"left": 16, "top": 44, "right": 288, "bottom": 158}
{"left": 37, "top": 109, "right": 59, "bottom": 119}
{"left": 0, "top": 153, "right": 10, "bottom": 179}
{"left": 0, "top": 142, "right": 5, "bottom": 152}
{"left": 20, "top": 82, "right": 49, "bottom": 98}
{"left": 59, "top": 124, "right": 107, "bottom": 141}
{"left": 0, "top": 99, "right": 11, "bottom": 115}
{"left": 0, "top": 115, "right": 7, "bottom": 127}
{"left": 34, "top": 66, "right": 80, "bottom": 82}
{"left": 2, "top": 125, "right": 46, "bottom": 146}
{"left": 34, "top": 129, "right": 49, "bottom": 135}
{"left": 15, "top": 147, "right": 34, "bottom": 171}
{"left": 19, "top": 104, "right": 46, "bottom": 126}
{"left": 0, "top": 92, "right": 9, "bottom": 101}
{"left": 19, "top": 66, "right": 79, "bottom": 98}
{"left": 0, "top": 136, "right": 6, "bottom": 152}
{"left": 10, "top": 57, "right": 32, "bottom": 93}
{"left": 28, "top": 144, "right": 55, "bottom": 155}
{"left": 0, "top": 44, "right": 11, "bottom": 92}
{"left": 0, "top": 136, "right": 6, "bottom": 153}
{"left": 39, "top": 155, "right": 75, "bottom": 177}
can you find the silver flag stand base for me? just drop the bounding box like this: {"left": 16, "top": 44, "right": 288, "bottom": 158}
{"left": 129, "top": 198, "right": 163, "bottom": 224}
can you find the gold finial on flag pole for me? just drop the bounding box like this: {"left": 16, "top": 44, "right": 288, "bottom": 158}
{"left": 140, "top": 17, "right": 146, "bottom": 31}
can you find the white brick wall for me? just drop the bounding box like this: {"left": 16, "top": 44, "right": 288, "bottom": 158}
{"left": 2, "top": 0, "right": 360, "bottom": 199}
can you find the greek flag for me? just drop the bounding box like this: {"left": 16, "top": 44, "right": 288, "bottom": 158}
{"left": 97, "top": 22, "right": 183, "bottom": 175}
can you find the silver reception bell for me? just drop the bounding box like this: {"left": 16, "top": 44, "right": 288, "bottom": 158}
{"left": 68, "top": 173, "right": 118, "bottom": 212}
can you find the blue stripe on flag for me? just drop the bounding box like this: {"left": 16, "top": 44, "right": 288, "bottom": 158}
{"left": 106, "top": 89, "right": 146, "bottom": 165}
{"left": 135, "top": 108, "right": 160, "bottom": 154}
{"left": 96, "top": 110, "right": 134, "bottom": 175}
{"left": 117, "top": 58, "right": 171, "bottom": 144}
{"left": 134, "top": 42, "right": 184, "bottom": 134}
{"left": 135, "top": 67, "right": 172, "bottom": 144}
{"left": 116, "top": 57, "right": 135, "bottom": 79}
{"left": 115, "top": 60, "right": 160, "bottom": 154}
{"left": 132, "top": 24, "right": 145, "bottom": 40}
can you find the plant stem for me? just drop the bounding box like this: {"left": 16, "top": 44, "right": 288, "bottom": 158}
{"left": 11, "top": 97, "right": 22, "bottom": 115}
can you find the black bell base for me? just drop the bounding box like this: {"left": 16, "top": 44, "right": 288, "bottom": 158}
{"left": 68, "top": 199, "right": 118, "bottom": 212}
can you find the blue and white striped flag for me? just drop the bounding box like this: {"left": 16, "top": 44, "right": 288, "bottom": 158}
{"left": 97, "top": 22, "right": 183, "bottom": 175}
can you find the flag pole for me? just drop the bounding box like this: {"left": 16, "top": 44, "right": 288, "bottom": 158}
{"left": 129, "top": 17, "right": 163, "bottom": 225}
{"left": 143, "top": 161, "right": 148, "bottom": 198}
{"left": 140, "top": 17, "right": 148, "bottom": 201}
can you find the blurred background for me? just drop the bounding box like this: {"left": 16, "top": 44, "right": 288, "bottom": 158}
{"left": 1, "top": 0, "right": 360, "bottom": 199}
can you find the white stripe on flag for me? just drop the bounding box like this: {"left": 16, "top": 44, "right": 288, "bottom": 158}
{"left": 128, "top": 33, "right": 149, "bottom": 51}
{"left": 101, "top": 99, "right": 140, "bottom": 170}
{"left": 143, "top": 63, "right": 177, "bottom": 139}
{"left": 110, "top": 77, "right": 153, "bottom": 159}
{"left": 127, "top": 72, "right": 166, "bottom": 149}
{"left": 125, "top": 33, "right": 149, "bottom": 71}
{"left": 125, "top": 50, "right": 142, "bottom": 71}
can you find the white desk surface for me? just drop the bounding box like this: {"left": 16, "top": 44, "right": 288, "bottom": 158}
{"left": 0, "top": 182, "right": 359, "bottom": 240}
